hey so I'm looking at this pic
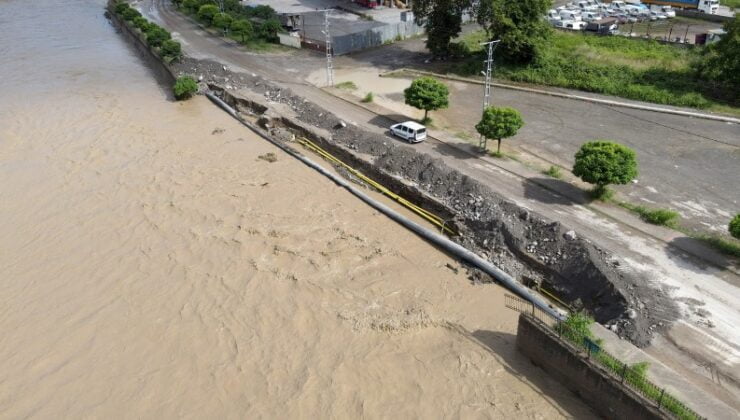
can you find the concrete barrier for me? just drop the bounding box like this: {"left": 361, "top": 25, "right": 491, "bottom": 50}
{"left": 516, "top": 314, "right": 669, "bottom": 419}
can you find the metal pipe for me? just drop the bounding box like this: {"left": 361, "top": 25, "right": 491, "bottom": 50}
{"left": 205, "top": 91, "right": 564, "bottom": 320}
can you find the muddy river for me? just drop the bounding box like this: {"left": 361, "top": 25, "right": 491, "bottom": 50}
{"left": 0, "top": 0, "right": 593, "bottom": 417}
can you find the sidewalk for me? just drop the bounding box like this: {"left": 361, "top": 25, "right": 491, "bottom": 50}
{"left": 592, "top": 323, "right": 738, "bottom": 419}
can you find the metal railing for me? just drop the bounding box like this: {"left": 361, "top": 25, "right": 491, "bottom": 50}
{"left": 505, "top": 294, "right": 705, "bottom": 420}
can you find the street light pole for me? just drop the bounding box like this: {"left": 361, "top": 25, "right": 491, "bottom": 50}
{"left": 320, "top": 9, "right": 335, "bottom": 87}
{"left": 479, "top": 39, "right": 500, "bottom": 152}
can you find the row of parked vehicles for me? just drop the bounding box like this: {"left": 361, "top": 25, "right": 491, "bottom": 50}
{"left": 548, "top": 0, "right": 680, "bottom": 32}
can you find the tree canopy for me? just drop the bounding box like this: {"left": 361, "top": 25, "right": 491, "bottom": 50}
{"left": 212, "top": 12, "right": 233, "bottom": 31}
{"left": 411, "top": 0, "right": 471, "bottom": 57}
{"left": 403, "top": 77, "right": 450, "bottom": 122}
{"left": 475, "top": 106, "right": 524, "bottom": 153}
{"left": 573, "top": 141, "right": 638, "bottom": 195}
{"left": 695, "top": 15, "right": 740, "bottom": 101}
{"left": 230, "top": 19, "right": 253, "bottom": 43}
{"left": 197, "top": 4, "right": 220, "bottom": 24}
{"left": 476, "top": 0, "right": 552, "bottom": 64}
{"left": 145, "top": 25, "right": 171, "bottom": 48}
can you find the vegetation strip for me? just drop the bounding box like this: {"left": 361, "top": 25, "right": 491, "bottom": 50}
{"left": 384, "top": 68, "right": 740, "bottom": 124}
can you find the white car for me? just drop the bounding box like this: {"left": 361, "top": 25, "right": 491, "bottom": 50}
{"left": 390, "top": 121, "right": 427, "bottom": 143}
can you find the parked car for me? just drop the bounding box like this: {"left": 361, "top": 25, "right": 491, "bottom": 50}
{"left": 650, "top": 11, "right": 668, "bottom": 19}
{"left": 585, "top": 17, "right": 619, "bottom": 34}
{"left": 559, "top": 10, "right": 583, "bottom": 21}
{"left": 582, "top": 11, "right": 603, "bottom": 21}
{"left": 659, "top": 5, "right": 676, "bottom": 17}
{"left": 565, "top": 20, "right": 588, "bottom": 30}
{"left": 390, "top": 121, "right": 427, "bottom": 143}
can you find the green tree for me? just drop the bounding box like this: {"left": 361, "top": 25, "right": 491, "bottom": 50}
{"left": 573, "top": 141, "right": 638, "bottom": 199}
{"left": 173, "top": 76, "right": 198, "bottom": 100}
{"left": 197, "top": 4, "right": 220, "bottom": 25}
{"left": 476, "top": 0, "right": 552, "bottom": 64}
{"left": 730, "top": 214, "right": 740, "bottom": 239}
{"left": 257, "top": 19, "right": 282, "bottom": 42}
{"left": 161, "top": 39, "right": 182, "bottom": 60}
{"left": 114, "top": 2, "right": 130, "bottom": 15}
{"left": 212, "top": 12, "right": 233, "bottom": 33}
{"left": 121, "top": 6, "right": 141, "bottom": 21}
{"left": 403, "top": 77, "right": 449, "bottom": 123}
{"left": 249, "top": 4, "right": 278, "bottom": 20}
{"left": 411, "top": 0, "right": 471, "bottom": 57}
{"left": 695, "top": 15, "right": 740, "bottom": 101}
{"left": 475, "top": 106, "right": 524, "bottom": 154}
{"left": 230, "top": 19, "right": 253, "bottom": 43}
{"left": 145, "top": 25, "right": 171, "bottom": 48}
{"left": 182, "top": 0, "right": 200, "bottom": 13}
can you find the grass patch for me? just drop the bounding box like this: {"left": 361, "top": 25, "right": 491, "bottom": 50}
{"left": 361, "top": 92, "right": 374, "bottom": 103}
{"left": 696, "top": 234, "right": 740, "bottom": 258}
{"left": 543, "top": 165, "right": 563, "bottom": 179}
{"left": 619, "top": 202, "right": 679, "bottom": 227}
{"left": 589, "top": 185, "right": 614, "bottom": 201}
{"left": 721, "top": 0, "right": 740, "bottom": 9}
{"left": 335, "top": 81, "right": 358, "bottom": 91}
{"left": 447, "top": 30, "right": 739, "bottom": 114}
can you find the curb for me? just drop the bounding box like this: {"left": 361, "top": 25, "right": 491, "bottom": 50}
{"left": 323, "top": 87, "right": 740, "bottom": 277}
{"left": 385, "top": 68, "right": 740, "bottom": 125}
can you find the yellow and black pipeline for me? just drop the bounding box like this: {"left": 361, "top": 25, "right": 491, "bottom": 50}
{"left": 297, "top": 137, "right": 457, "bottom": 236}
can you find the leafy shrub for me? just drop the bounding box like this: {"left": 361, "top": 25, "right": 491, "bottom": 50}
{"left": 730, "top": 214, "right": 740, "bottom": 239}
{"left": 145, "top": 25, "right": 171, "bottom": 48}
{"left": 121, "top": 7, "right": 141, "bottom": 21}
{"left": 361, "top": 92, "right": 374, "bottom": 103}
{"left": 173, "top": 76, "right": 198, "bottom": 100}
{"left": 543, "top": 165, "right": 562, "bottom": 179}
{"left": 114, "top": 2, "right": 130, "bottom": 14}
{"left": 640, "top": 208, "right": 678, "bottom": 226}
{"left": 161, "top": 39, "right": 182, "bottom": 61}
{"left": 132, "top": 16, "right": 151, "bottom": 31}
{"left": 335, "top": 81, "right": 358, "bottom": 90}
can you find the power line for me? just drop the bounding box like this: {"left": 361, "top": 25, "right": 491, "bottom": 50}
{"left": 479, "top": 39, "right": 500, "bottom": 152}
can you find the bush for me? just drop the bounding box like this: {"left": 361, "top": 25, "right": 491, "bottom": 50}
{"left": 161, "top": 39, "right": 182, "bottom": 60}
{"left": 145, "top": 25, "right": 171, "bottom": 48}
{"left": 573, "top": 140, "right": 638, "bottom": 198}
{"left": 543, "top": 165, "right": 562, "bottom": 179}
{"left": 173, "top": 76, "right": 198, "bottom": 100}
{"left": 335, "top": 81, "right": 357, "bottom": 90}
{"left": 730, "top": 214, "right": 740, "bottom": 239}
{"left": 121, "top": 7, "right": 141, "bottom": 21}
{"left": 132, "top": 16, "right": 151, "bottom": 31}
{"left": 638, "top": 207, "right": 678, "bottom": 226}
{"left": 361, "top": 92, "right": 374, "bottom": 103}
{"left": 114, "top": 2, "right": 130, "bottom": 14}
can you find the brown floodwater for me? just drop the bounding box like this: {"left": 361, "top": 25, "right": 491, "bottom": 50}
{"left": 0, "top": 0, "right": 593, "bottom": 417}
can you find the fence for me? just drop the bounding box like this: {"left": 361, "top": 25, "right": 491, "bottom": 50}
{"left": 505, "top": 294, "right": 705, "bottom": 420}
{"left": 331, "top": 19, "right": 425, "bottom": 55}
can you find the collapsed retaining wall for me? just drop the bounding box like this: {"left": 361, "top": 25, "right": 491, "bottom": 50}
{"left": 109, "top": 0, "right": 679, "bottom": 347}
{"left": 516, "top": 314, "right": 668, "bottom": 419}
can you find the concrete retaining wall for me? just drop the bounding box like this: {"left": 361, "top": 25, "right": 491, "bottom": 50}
{"left": 516, "top": 314, "right": 668, "bottom": 419}
{"left": 106, "top": 2, "right": 176, "bottom": 84}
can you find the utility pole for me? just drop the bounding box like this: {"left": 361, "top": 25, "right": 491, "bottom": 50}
{"left": 479, "top": 39, "right": 500, "bottom": 152}
{"left": 322, "top": 9, "right": 335, "bottom": 87}
{"left": 683, "top": 24, "right": 692, "bottom": 44}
